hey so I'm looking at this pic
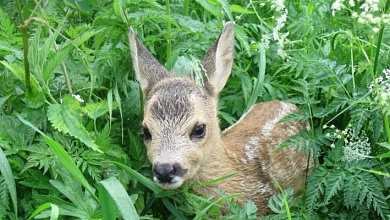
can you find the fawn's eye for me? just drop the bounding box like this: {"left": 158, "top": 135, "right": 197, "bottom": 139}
{"left": 143, "top": 126, "right": 152, "bottom": 141}
{"left": 191, "top": 124, "right": 206, "bottom": 139}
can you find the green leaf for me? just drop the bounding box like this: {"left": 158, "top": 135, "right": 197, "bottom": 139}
{"left": 113, "top": 0, "right": 127, "bottom": 23}
{"left": 48, "top": 103, "right": 70, "bottom": 134}
{"left": 218, "top": 0, "right": 233, "bottom": 21}
{"left": 324, "top": 171, "right": 345, "bottom": 204}
{"left": 82, "top": 100, "right": 110, "bottom": 120}
{"left": 43, "top": 29, "right": 100, "bottom": 81}
{"left": 42, "top": 45, "right": 71, "bottom": 81}
{"left": 98, "top": 183, "right": 117, "bottom": 220}
{"left": 113, "top": 162, "right": 162, "bottom": 194}
{"left": 107, "top": 89, "right": 114, "bottom": 130}
{"left": 16, "top": 115, "right": 98, "bottom": 201}
{"left": 245, "top": 44, "right": 265, "bottom": 111}
{"left": 230, "top": 5, "right": 254, "bottom": 14}
{"left": 99, "top": 177, "right": 139, "bottom": 220}
{"left": 162, "top": 198, "right": 187, "bottom": 220}
{"left": 0, "top": 61, "right": 45, "bottom": 108}
{"left": 0, "top": 147, "right": 17, "bottom": 217}
{"left": 195, "top": 0, "right": 221, "bottom": 17}
{"left": 48, "top": 95, "right": 102, "bottom": 152}
{"left": 27, "top": 203, "right": 58, "bottom": 220}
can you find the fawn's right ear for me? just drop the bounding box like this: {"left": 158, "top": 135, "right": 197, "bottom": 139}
{"left": 129, "top": 28, "right": 169, "bottom": 95}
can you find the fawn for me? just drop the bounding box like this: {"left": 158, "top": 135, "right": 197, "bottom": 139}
{"left": 129, "top": 22, "right": 313, "bottom": 216}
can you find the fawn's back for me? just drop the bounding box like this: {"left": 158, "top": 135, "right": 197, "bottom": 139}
{"left": 129, "top": 22, "right": 312, "bottom": 216}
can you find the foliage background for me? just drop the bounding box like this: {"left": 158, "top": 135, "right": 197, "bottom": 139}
{"left": 0, "top": 0, "right": 389, "bottom": 219}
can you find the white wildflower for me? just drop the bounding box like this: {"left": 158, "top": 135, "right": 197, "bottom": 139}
{"left": 271, "top": 0, "right": 285, "bottom": 12}
{"left": 332, "top": 0, "right": 345, "bottom": 16}
{"left": 72, "top": 94, "right": 85, "bottom": 103}
{"left": 383, "top": 68, "right": 390, "bottom": 79}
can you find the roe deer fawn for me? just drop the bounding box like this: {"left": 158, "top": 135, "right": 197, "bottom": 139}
{"left": 129, "top": 22, "right": 313, "bottom": 216}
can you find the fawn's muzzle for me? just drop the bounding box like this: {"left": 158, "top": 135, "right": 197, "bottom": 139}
{"left": 153, "top": 163, "right": 187, "bottom": 187}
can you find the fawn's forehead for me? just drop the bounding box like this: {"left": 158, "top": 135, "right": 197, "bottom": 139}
{"left": 145, "top": 78, "right": 205, "bottom": 126}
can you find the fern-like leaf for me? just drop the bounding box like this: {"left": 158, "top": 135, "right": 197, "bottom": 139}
{"left": 324, "top": 170, "right": 345, "bottom": 204}
{"left": 306, "top": 165, "right": 330, "bottom": 216}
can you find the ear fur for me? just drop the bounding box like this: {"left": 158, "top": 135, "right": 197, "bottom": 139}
{"left": 201, "top": 22, "right": 235, "bottom": 97}
{"left": 129, "top": 28, "right": 169, "bottom": 95}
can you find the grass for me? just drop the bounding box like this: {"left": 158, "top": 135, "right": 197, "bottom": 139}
{"left": 0, "top": 0, "right": 389, "bottom": 219}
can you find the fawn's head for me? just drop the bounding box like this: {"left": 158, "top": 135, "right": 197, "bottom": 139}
{"left": 129, "top": 22, "right": 234, "bottom": 189}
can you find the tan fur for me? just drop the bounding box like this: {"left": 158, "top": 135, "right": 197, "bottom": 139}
{"left": 129, "top": 22, "right": 313, "bottom": 216}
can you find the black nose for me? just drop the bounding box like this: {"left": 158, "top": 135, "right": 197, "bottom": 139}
{"left": 153, "top": 163, "right": 185, "bottom": 183}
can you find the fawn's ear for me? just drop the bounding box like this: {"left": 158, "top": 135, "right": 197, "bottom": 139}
{"left": 129, "top": 28, "right": 169, "bottom": 95}
{"left": 201, "top": 22, "right": 234, "bottom": 96}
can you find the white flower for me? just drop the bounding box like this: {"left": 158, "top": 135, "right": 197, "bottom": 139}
{"left": 332, "top": 0, "right": 345, "bottom": 16}
{"left": 372, "top": 27, "right": 380, "bottom": 33}
{"left": 72, "top": 94, "right": 85, "bottom": 103}
{"left": 383, "top": 68, "right": 390, "bottom": 79}
{"left": 271, "top": 0, "right": 285, "bottom": 11}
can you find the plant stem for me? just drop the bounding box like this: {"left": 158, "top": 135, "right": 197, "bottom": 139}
{"left": 372, "top": 27, "right": 390, "bottom": 142}
{"left": 166, "top": 0, "right": 172, "bottom": 62}
{"left": 15, "top": 0, "right": 31, "bottom": 92}
{"left": 183, "top": 0, "right": 189, "bottom": 16}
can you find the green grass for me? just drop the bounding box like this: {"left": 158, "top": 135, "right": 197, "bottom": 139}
{"left": 0, "top": 0, "right": 389, "bottom": 219}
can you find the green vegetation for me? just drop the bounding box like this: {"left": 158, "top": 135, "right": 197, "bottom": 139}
{"left": 1, "top": 0, "right": 389, "bottom": 219}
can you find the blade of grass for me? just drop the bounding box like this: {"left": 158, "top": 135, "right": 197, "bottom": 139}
{"left": 0, "top": 147, "right": 17, "bottom": 217}
{"left": 192, "top": 171, "right": 239, "bottom": 189}
{"left": 49, "top": 203, "right": 59, "bottom": 220}
{"left": 16, "top": 114, "right": 98, "bottom": 201}
{"left": 99, "top": 183, "right": 117, "bottom": 220}
{"left": 162, "top": 198, "right": 187, "bottom": 220}
{"left": 193, "top": 194, "right": 237, "bottom": 220}
{"left": 245, "top": 43, "right": 265, "bottom": 112}
{"left": 99, "top": 177, "right": 139, "bottom": 220}
{"left": 113, "top": 161, "right": 162, "bottom": 194}
{"left": 273, "top": 177, "right": 292, "bottom": 220}
{"left": 27, "top": 202, "right": 51, "bottom": 220}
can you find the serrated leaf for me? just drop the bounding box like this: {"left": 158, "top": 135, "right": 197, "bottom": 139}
{"left": 113, "top": 0, "right": 127, "bottom": 23}
{"left": 43, "top": 29, "right": 100, "bottom": 81}
{"left": 195, "top": 0, "right": 221, "bottom": 17}
{"left": 48, "top": 104, "right": 70, "bottom": 134}
{"left": 234, "top": 24, "right": 250, "bottom": 55}
{"left": 324, "top": 171, "right": 345, "bottom": 204}
{"left": 82, "top": 100, "right": 110, "bottom": 120}
{"left": 48, "top": 95, "right": 101, "bottom": 152}
{"left": 218, "top": 0, "right": 233, "bottom": 21}
{"left": 306, "top": 165, "right": 329, "bottom": 216}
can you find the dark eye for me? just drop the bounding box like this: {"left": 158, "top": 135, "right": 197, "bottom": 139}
{"left": 143, "top": 126, "right": 152, "bottom": 141}
{"left": 191, "top": 124, "right": 206, "bottom": 139}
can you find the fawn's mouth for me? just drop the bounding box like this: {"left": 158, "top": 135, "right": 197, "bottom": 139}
{"left": 152, "top": 162, "right": 188, "bottom": 189}
{"left": 153, "top": 176, "right": 184, "bottom": 189}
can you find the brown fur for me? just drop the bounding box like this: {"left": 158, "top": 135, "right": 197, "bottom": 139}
{"left": 129, "top": 22, "right": 313, "bottom": 216}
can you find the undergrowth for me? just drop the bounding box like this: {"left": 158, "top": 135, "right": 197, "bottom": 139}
{"left": 0, "top": 0, "right": 389, "bottom": 219}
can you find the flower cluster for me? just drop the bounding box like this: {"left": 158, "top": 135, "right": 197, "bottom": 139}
{"left": 332, "top": 0, "right": 390, "bottom": 32}
{"left": 261, "top": 0, "right": 289, "bottom": 59}
{"left": 369, "top": 68, "right": 390, "bottom": 115}
{"left": 60, "top": 94, "right": 85, "bottom": 104}
{"left": 324, "top": 124, "right": 371, "bottom": 162}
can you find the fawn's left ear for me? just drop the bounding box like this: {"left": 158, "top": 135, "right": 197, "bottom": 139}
{"left": 129, "top": 28, "right": 170, "bottom": 96}
{"left": 201, "top": 22, "right": 235, "bottom": 97}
